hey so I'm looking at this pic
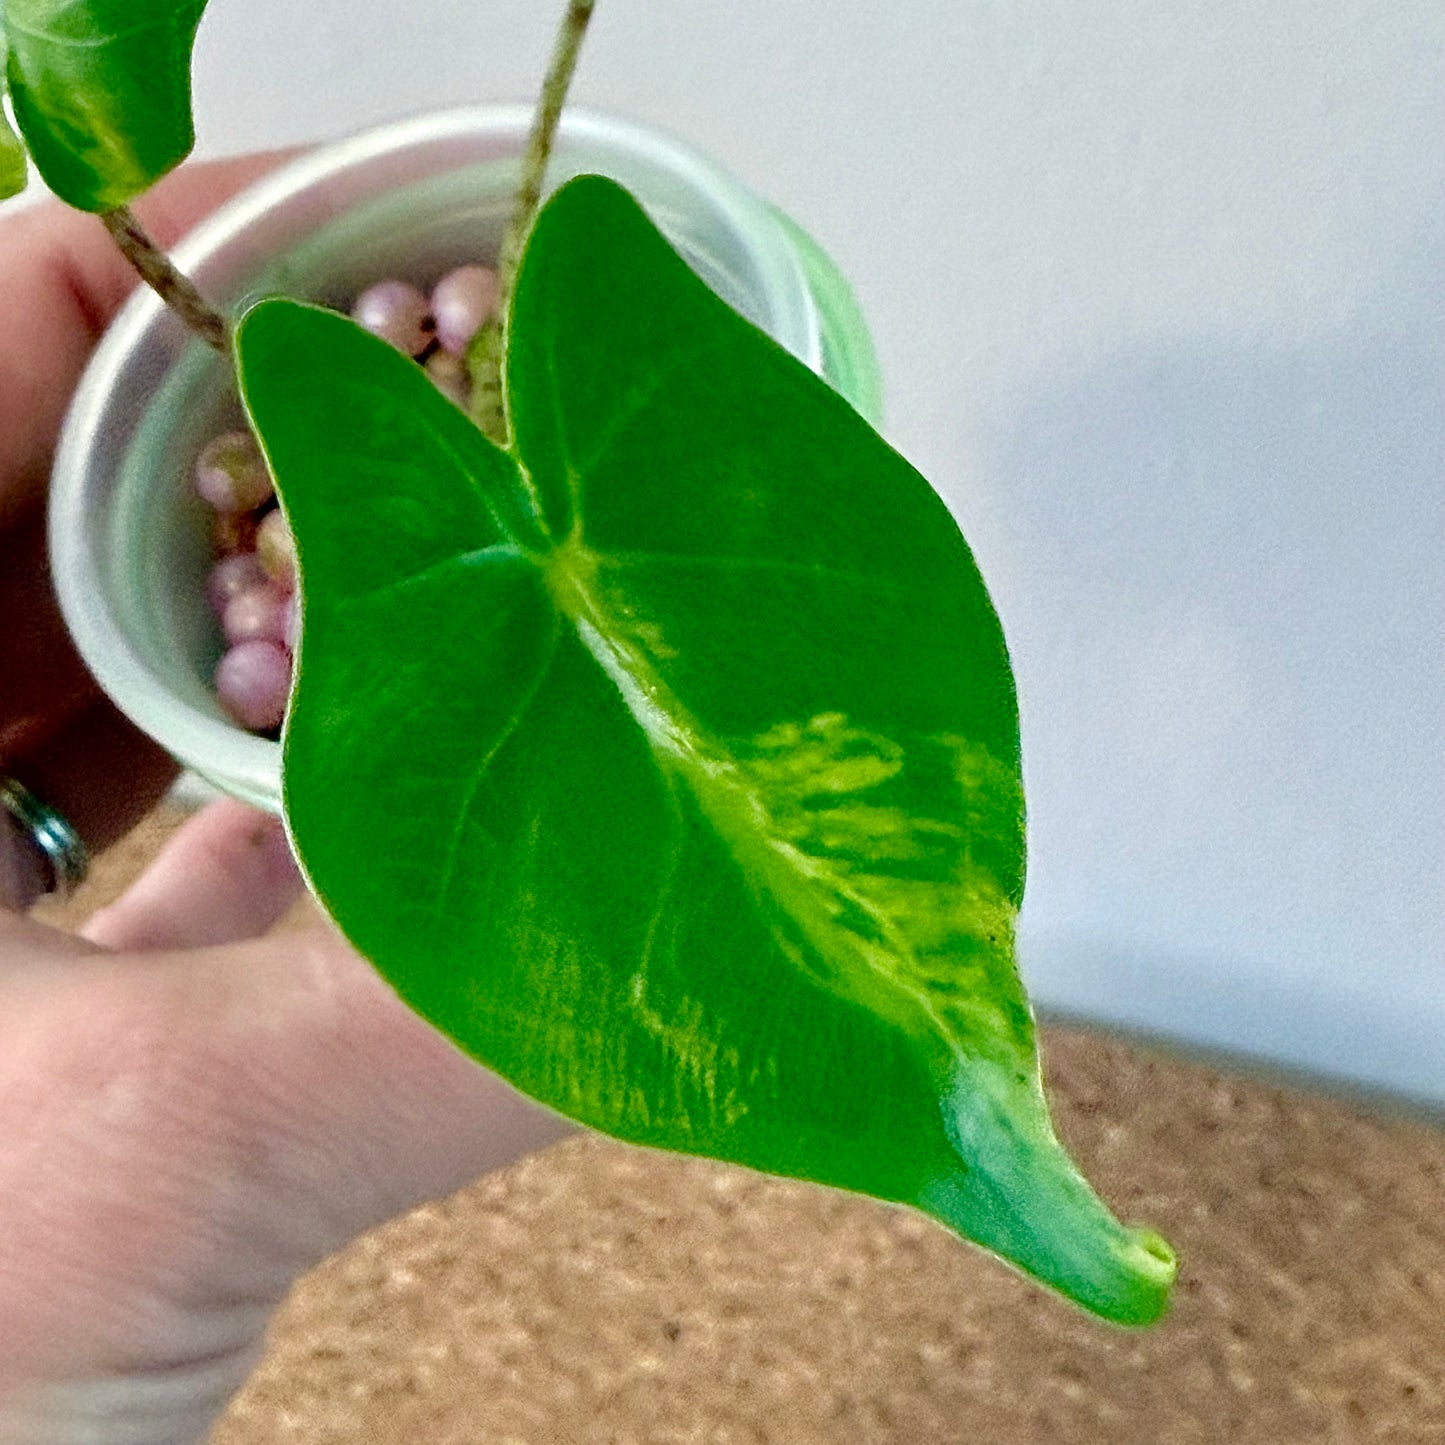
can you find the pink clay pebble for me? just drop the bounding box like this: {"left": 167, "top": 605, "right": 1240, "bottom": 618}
{"left": 352, "top": 279, "right": 432, "bottom": 356}
{"left": 222, "top": 583, "right": 292, "bottom": 647}
{"left": 431, "top": 264, "right": 497, "bottom": 355}
{"left": 195, "top": 430, "right": 273, "bottom": 513}
{"left": 256, "top": 508, "right": 296, "bottom": 591}
{"left": 425, "top": 349, "right": 471, "bottom": 407}
{"left": 281, "top": 592, "right": 300, "bottom": 653}
{"left": 215, "top": 640, "right": 291, "bottom": 731}
{"left": 207, "top": 552, "right": 268, "bottom": 616}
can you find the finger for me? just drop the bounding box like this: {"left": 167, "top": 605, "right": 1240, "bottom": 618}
{"left": 0, "top": 878, "right": 100, "bottom": 955}
{"left": 0, "top": 849, "right": 103, "bottom": 951}
{"left": 0, "top": 802, "right": 49, "bottom": 913}
{"left": 0, "top": 513, "right": 108, "bottom": 761}
{"left": 0, "top": 152, "right": 289, "bottom": 533}
{"left": 14, "top": 696, "right": 177, "bottom": 861}
{"left": 82, "top": 799, "right": 302, "bottom": 950}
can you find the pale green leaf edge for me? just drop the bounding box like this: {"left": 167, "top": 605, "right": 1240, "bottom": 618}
{"left": 1, "top": 35, "right": 30, "bottom": 199}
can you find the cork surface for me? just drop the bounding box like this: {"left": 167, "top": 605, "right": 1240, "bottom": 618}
{"left": 38, "top": 808, "right": 1445, "bottom": 1443}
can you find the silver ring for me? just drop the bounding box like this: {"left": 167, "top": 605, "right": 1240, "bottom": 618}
{"left": 0, "top": 776, "right": 89, "bottom": 902}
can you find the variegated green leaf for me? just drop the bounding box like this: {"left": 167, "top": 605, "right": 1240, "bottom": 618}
{"left": 237, "top": 177, "right": 1176, "bottom": 1325}
{"left": 1, "top": 34, "right": 30, "bottom": 199}
{"left": 0, "top": 0, "right": 206, "bottom": 210}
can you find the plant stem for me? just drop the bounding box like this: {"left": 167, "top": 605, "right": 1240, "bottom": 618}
{"left": 99, "top": 207, "right": 229, "bottom": 352}
{"left": 498, "top": 0, "right": 596, "bottom": 306}
{"left": 468, "top": 0, "right": 597, "bottom": 443}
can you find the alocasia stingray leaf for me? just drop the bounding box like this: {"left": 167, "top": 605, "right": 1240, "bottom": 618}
{"left": 0, "top": 0, "right": 206, "bottom": 210}
{"left": 235, "top": 176, "right": 1176, "bottom": 1325}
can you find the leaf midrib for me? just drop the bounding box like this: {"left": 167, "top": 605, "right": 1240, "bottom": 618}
{"left": 534, "top": 535, "right": 965, "bottom": 1058}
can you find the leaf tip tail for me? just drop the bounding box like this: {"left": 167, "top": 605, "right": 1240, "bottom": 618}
{"left": 916, "top": 1067, "right": 1177, "bottom": 1327}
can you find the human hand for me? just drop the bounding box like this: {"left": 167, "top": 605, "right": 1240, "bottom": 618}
{"left": 0, "top": 165, "right": 573, "bottom": 1444}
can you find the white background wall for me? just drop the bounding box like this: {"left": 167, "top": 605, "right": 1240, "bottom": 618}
{"left": 38, "top": 3, "right": 1445, "bottom": 1100}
